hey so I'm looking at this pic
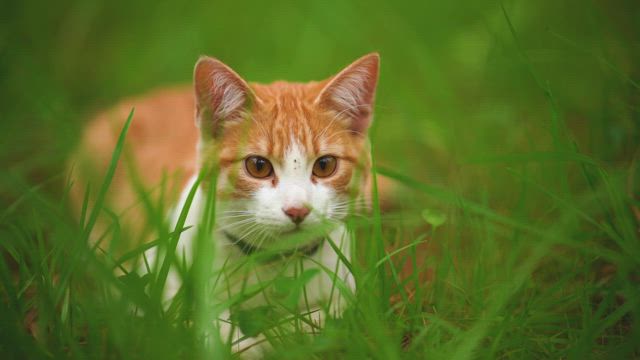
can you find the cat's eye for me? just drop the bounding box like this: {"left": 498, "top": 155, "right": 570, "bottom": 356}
{"left": 312, "top": 155, "right": 338, "bottom": 178}
{"left": 245, "top": 156, "right": 273, "bottom": 178}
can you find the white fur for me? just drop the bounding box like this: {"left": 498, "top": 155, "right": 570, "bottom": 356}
{"left": 330, "top": 67, "right": 370, "bottom": 114}
{"left": 314, "top": 58, "right": 375, "bottom": 121}
{"left": 211, "top": 72, "right": 245, "bottom": 119}
{"left": 145, "top": 140, "right": 355, "bottom": 358}
{"left": 243, "top": 141, "right": 336, "bottom": 236}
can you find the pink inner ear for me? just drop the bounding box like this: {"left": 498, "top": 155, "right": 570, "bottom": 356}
{"left": 316, "top": 53, "right": 379, "bottom": 135}
{"left": 194, "top": 57, "right": 249, "bottom": 135}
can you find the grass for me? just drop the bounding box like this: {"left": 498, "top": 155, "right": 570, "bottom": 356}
{"left": 1, "top": 0, "right": 639, "bottom": 359}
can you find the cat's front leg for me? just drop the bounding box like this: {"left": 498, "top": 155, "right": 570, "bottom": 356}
{"left": 298, "top": 292, "right": 352, "bottom": 335}
{"left": 300, "top": 260, "right": 356, "bottom": 331}
{"left": 323, "top": 226, "right": 357, "bottom": 319}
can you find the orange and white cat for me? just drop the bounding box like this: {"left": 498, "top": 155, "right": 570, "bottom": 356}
{"left": 72, "top": 53, "right": 379, "bottom": 356}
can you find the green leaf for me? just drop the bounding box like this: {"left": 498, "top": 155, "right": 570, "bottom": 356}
{"left": 232, "top": 306, "right": 274, "bottom": 338}
{"left": 422, "top": 209, "right": 447, "bottom": 228}
{"left": 273, "top": 268, "right": 320, "bottom": 310}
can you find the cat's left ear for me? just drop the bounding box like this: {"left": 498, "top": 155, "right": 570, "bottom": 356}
{"left": 315, "top": 53, "right": 380, "bottom": 135}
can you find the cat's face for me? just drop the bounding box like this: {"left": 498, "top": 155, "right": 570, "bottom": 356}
{"left": 193, "top": 54, "right": 379, "bottom": 247}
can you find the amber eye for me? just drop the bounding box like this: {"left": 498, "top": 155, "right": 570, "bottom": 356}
{"left": 312, "top": 155, "right": 338, "bottom": 178}
{"left": 245, "top": 156, "right": 273, "bottom": 178}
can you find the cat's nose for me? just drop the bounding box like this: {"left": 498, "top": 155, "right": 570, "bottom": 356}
{"left": 283, "top": 206, "right": 310, "bottom": 224}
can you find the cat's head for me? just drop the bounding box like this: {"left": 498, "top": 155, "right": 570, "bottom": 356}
{"left": 192, "top": 54, "right": 379, "bottom": 246}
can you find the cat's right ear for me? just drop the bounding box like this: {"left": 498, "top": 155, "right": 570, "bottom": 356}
{"left": 194, "top": 56, "right": 252, "bottom": 139}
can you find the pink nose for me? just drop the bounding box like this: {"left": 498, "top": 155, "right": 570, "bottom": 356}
{"left": 283, "top": 206, "right": 310, "bottom": 224}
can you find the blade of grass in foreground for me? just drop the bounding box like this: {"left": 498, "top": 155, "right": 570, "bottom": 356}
{"left": 151, "top": 174, "right": 202, "bottom": 306}
{"left": 51, "top": 109, "right": 135, "bottom": 304}
{"left": 82, "top": 108, "right": 135, "bottom": 240}
{"left": 368, "top": 129, "right": 390, "bottom": 315}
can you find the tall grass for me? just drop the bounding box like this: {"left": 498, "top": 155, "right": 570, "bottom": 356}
{"left": 1, "top": 0, "right": 639, "bottom": 359}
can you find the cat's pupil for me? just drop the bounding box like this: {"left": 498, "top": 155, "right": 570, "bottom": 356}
{"left": 319, "top": 159, "right": 327, "bottom": 170}
{"left": 255, "top": 159, "right": 264, "bottom": 171}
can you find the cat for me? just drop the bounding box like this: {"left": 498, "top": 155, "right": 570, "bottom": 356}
{"left": 71, "top": 53, "right": 380, "bottom": 357}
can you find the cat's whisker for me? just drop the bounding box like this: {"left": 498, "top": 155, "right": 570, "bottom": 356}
{"left": 219, "top": 210, "right": 252, "bottom": 213}
{"left": 217, "top": 218, "right": 256, "bottom": 232}
{"left": 218, "top": 210, "right": 254, "bottom": 215}
{"left": 217, "top": 211, "right": 253, "bottom": 217}
{"left": 237, "top": 222, "right": 266, "bottom": 240}
{"left": 331, "top": 103, "right": 372, "bottom": 123}
{"left": 218, "top": 215, "right": 255, "bottom": 223}
{"left": 330, "top": 200, "right": 366, "bottom": 209}
{"left": 239, "top": 226, "right": 270, "bottom": 248}
{"left": 314, "top": 113, "right": 341, "bottom": 142}
{"left": 328, "top": 201, "right": 366, "bottom": 211}
{"left": 254, "top": 228, "right": 270, "bottom": 249}
{"left": 315, "top": 103, "right": 373, "bottom": 143}
{"left": 329, "top": 199, "right": 368, "bottom": 211}
{"left": 217, "top": 214, "right": 254, "bottom": 221}
{"left": 218, "top": 213, "right": 254, "bottom": 218}
{"left": 223, "top": 224, "right": 261, "bottom": 247}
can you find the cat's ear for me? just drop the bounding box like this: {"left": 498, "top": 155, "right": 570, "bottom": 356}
{"left": 315, "top": 53, "right": 379, "bottom": 135}
{"left": 194, "top": 56, "right": 252, "bottom": 139}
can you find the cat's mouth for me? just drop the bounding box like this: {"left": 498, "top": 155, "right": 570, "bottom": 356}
{"left": 280, "top": 225, "right": 303, "bottom": 235}
{"left": 223, "top": 230, "right": 323, "bottom": 262}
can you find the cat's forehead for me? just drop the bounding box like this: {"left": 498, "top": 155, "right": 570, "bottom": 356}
{"left": 216, "top": 80, "right": 365, "bottom": 167}
{"left": 251, "top": 80, "right": 326, "bottom": 103}
{"left": 245, "top": 82, "right": 346, "bottom": 159}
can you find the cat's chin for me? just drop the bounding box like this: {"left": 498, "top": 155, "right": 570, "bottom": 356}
{"left": 278, "top": 222, "right": 327, "bottom": 237}
{"left": 279, "top": 225, "right": 302, "bottom": 235}
{"left": 257, "top": 223, "right": 327, "bottom": 247}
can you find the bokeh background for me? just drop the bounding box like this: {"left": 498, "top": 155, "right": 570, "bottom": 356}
{"left": 1, "top": 0, "right": 639, "bottom": 358}
{"left": 3, "top": 0, "right": 637, "bottom": 193}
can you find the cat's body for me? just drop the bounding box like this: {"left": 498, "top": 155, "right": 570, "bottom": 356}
{"left": 167, "top": 177, "right": 354, "bottom": 355}
{"left": 71, "top": 54, "right": 380, "bottom": 357}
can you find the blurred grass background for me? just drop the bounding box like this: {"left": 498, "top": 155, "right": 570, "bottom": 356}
{"left": 1, "top": 0, "right": 639, "bottom": 359}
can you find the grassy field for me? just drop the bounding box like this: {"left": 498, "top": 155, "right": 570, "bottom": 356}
{"left": 2, "top": 0, "right": 639, "bottom": 358}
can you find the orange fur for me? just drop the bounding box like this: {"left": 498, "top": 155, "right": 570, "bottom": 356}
{"left": 208, "top": 81, "right": 370, "bottom": 200}
{"left": 70, "top": 87, "right": 198, "bottom": 244}
{"left": 69, "top": 54, "right": 383, "bottom": 245}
